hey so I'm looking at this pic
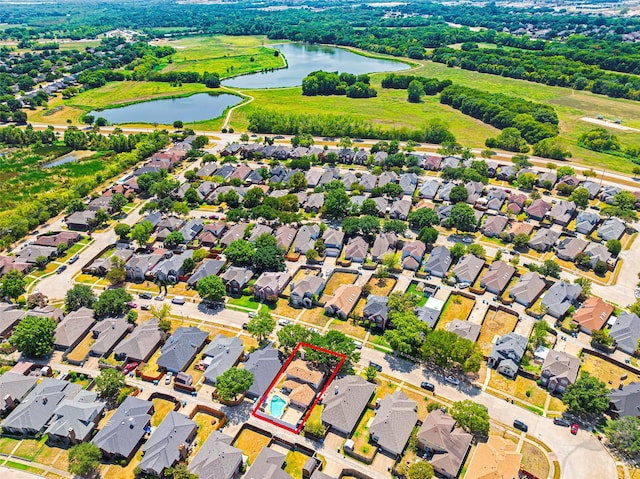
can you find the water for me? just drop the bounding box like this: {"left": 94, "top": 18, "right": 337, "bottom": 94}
{"left": 269, "top": 394, "right": 287, "bottom": 418}
{"left": 88, "top": 93, "right": 242, "bottom": 125}
{"left": 43, "top": 153, "right": 78, "bottom": 168}
{"left": 224, "top": 42, "right": 409, "bottom": 89}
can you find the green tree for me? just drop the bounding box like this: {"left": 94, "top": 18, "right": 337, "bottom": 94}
{"left": 450, "top": 243, "right": 466, "bottom": 262}
{"left": 306, "top": 249, "right": 319, "bottom": 262}
{"left": 382, "top": 252, "right": 401, "bottom": 271}
{"left": 130, "top": 220, "right": 154, "bottom": 248}
{"left": 594, "top": 260, "right": 608, "bottom": 276}
{"left": 512, "top": 233, "right": 530, "bottom": 250}
{"left": 225, "top": 239, "right": 255, "bottom": 266}
{"left": 606, "top": 239, "right": 622, "bottom": 256}
{"left": 94, "top": 209, "right": 110, "bottom": 227}
{"left": 604, "top": 416, "right": 640, "bottom": 458}
{"left": 407, "top": 461, "right": 434, "bottom": 479}
{"left": 277, "top": 324, "right": 312, "bottom": 355}
{"left": 445, "top": 203, "right": 476, "bottom": 232}
{"left": 287, "top": 171, "right": 308, "bottom": 192}
{"left": 93, "top": 288, "right": 132, "bottom": 317}
{"left": 216, "top": 367, "right": 254, "bottom": 401}
{"left": 449, "top": 185, "right": 468, "bottom": 204}
{"left": 562, "top": 372, "right": 610, "bottom": 418}
{"left": 540, "top": 259, "right": 561, "bottom": 278}
{"left": 529, "top": 320, "right": 549, "bottom": 351}
{"left": 35, "top": 255, "right": 48, "bottom": 269}
{"left": 383, "top": 219, "right": 407, "bottom": 235}
{"left": 569, "top": 187, "right": 590, "bottom": 209}
{"left": 574, "top": 277, "right": 592, "bottom": 300}
{"left": 486, "top": 127, "right": 529, "bottom": 153}
{"left": 418, "top": 226, "right": 439, "bottom": 245}
{"left": 173, "top": 120, "right": 184, "bottom": 129}
{"left": 165, "top": 464, "right": 198, "bottom": 479}
{"left": 165, "top": 230, "right": 184, "bottom": 247}
{"left": 10, "top": 316, "right": 56, "bottom": 357}
{"left": 243, "top": 187, "right": 265, "bottom": 208}
{"left": 65, "top": 284, "right": 96, "bottom": 311}
{"left": 408, "top": 207, "right": 439, "bottom": 229}
{"left": 533, "top": 137, "right": 572, "bottom": 160}
{"left": 466, "top": 244, "right": 486, "bottom": 259}
{"left": 365, "top": 365, "right": 378, "bottom": 383}
{"left": 68, "top": 442, "right": 101, "bottom": 477}
{"left": 602, "top": 191, "right": 638, "bottom": 222}
{"left": 114, "top": 223, "right": 131, "bottom": 240}
{"left": 247, "top": 309, "right": 276, "bottom": 343}
{"left": 324, "top": 187, "right": 352, "bottom": 220}
{"left": 407, "top": 80, "right": 423, "bottom": 103}
{"left": 578, "top": 128, "right": 620, "bottom": 152}
{"left": 95, "top": 368, "right": 126, "bottom": 402}
{"left": 197, "top": 275, "right": 226, "bottom": 302}
{"left": 191, "top": 135, "right": 209, "bottom": 149}
{"left": 192, "top": 248, "right": 209, "bottom": 263}
{"left": 109, "top": 193, "right": 127, "bottom": 214}
{"left": 182, "top": 257, "right": 196, "bottom": 274}
{"left": 1, "top": 269, "right": 26, "bottom": 302}
{"left": 450, "top": 400, "right": 490, "bottom": 436}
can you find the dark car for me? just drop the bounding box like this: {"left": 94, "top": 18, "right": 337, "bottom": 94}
{"left": 242, "top": 322, "right": 248, "bottom": 330}
{"left": 139, "top": 292, "right": 152, "bottom": 299}
{"left": 56, "top": 265, "right": 67, "bottom": 274}
{"left": 513, "top": 420, "right": 528, "bottom": 433}
{"left": 369, "top": 361, "right": 383, "bottom": 372}
{"left": 553, "top": 418, "right": 571, "bottom": 427}
{"left": 420, "top": 381, "right": 435, "bottom": 392}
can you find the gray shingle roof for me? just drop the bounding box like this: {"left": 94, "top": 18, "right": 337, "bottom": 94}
{"left": 423, "top": 246, "right": 452, "bottom": 277}
{"left": 369, "top": 391, "right": 418, "bottom": 456}
{"left": 599, "top": 218, "right": 625, "bottom": 241}
{"left": 610, "top": 312, "right": 640, "bottom": 355}
{"left": 0, "top": 372, "right": 37, "bottom": 411}
{"left": 157, "top": 327, "right": 208, "bottom": 373}
{"left": 609, "top": 382, "right": 640, "bottom": 417}
{"left": 453, "top": 255, "right": 485, "bottom": 284}
{"left": 542, "top": 281, "right": 582, "bottom": 318}
{"left": 446, "top": 319, "right": 481, "bottom": 342}
{"left": 114, "top": 318, "right": 162, "bottom": 363}
{"left": 246, "top": 447, "right": 293, "bottom": 479}
{"left": 245, "top": 345, "right": 283, "bottom": 399}
{"left": 188, "top": 431, "right": 243, "bottom": 479}
{"left": 202, "top": 335, "right": 245, "bottom": 384}
{"left": 90, "top": 318, "right": 132, "bottom": 358}
{"left": 509, "top": 272, "right": 546, "bottom": 306}
{"left": 479, "top": 261, "right": 515, "bottom": 294}
{"left": 321, "top": 375, "right": 375, "bottom": 435}
{"left": 187, "top": 259, "right": 226, "bottom": 286}
{"left": 45, "top": 390, "right": 105, "bottom": 442}
{"left": 139, "top": 411, "right": 197, "bottom": 476}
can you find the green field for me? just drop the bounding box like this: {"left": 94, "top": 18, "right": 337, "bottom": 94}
{"left": 156, "top": 35, "right": 285, "bottom": 78}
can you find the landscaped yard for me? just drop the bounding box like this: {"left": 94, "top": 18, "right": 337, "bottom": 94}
{"left": 477, "top": 309, "right": 519, "bottom": 355}
{"left": 405, "top": 282, "right": 429, "bottom": 307}
{"left": 521, "top": 442, "right": 550, "bottom": 479}
{"left": 33, "top": 443, "right": 63, "bottom": 466}
{"left": 436, "top": 294, "right": 475, "bottom": 331}
{"left": 373, "top": 379, "right": 397, "bottom": 401}
{"left": 151, "top": 397, "right": 176, "bottom": 427}
{"left": 233, "top": 428, "right": 271, "bottom": 465}
{"left": 227, "top": 294, "right": 263, "bottom": 310}
{"left": 284, "top": 450, "right": 312, "bottom": 479}
{"left": 580, "top": 353, "right": 637, "bottom": 388}
{"left": 488, "top": 372, "right": 547, "bottom": 409}
{"left": 323, "top": 271, "right": 358, "bottom": 296}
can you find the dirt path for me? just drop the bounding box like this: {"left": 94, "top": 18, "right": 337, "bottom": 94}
{"left": 581, "top": 117, "right": 640, "bottom": 132}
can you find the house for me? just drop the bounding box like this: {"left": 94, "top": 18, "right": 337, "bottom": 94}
{"left": 437, "top": 182, "right": 455, "bottom": 202}
{"left": 399, "top": 173, "right": 418, "bottom": 195}
{"left": 378, "top": 171, "right": 397, "bottom": 188}
{"left": 254, "top": 271, "right": 291, "bottom": 301}
{"left": 538, "top": 171, "right": 557, "bottom": 188}
{"left": 486, "top": 188, "right": 506, "bottom": 211}
{"left": 371, "top": 233, "right": 397, "bottom": 262}
{"left": 363, "top": 295, "right": 389, "bottom": 330}
{"left": 441, "top": 157, "right": 460, "bottom": 169}
{"left": 178, "top": 219, "right": 204, "bottom": 243}
{"left": 92, "top": 396, "right": 153, "bottom": 461}
{"left": 487, "top": 333, "right": 528, "bottom": 378}
{"left": 542, "top": 281, "right": 582, "bottom": 319}
{"left": 152, "top": 250, "right": 193, "bottom": 283}
{"left": 16, "top": 245, "right": 57, "bottom": 264}
{"left": 157, "top": 327, "right": 208, "bottom": 373}
{"left": 305, "top": 169, "right": 323, "bottom": 188}
{"left": 464, "top": 435, "right": 520, "bottom": 479}
{"left": 187, "top": 260, "right": 226, "bottom": 287}
{"left": 125, "top": 254, "right": 163, "bottom": 281}
{"left": 229, "top": 164, "right": 252, "bottom": 182}
{"left": 371, "top": 196, "right": 389, "bottom": 216}
{"left": 139, "top": 411, "right": 197, "bottom": 477}
{"left": 323, "top": 228, "right": 345, "bottom": 257}
{"left": 529, "top": 228, "right": 560, "bottom": 252}
{"left": 45, "top": 390, "right": 105, "bottom": 445}
{"left": 509, "top": 272, "right": 546, "bottom": 306}
{"left": 527, "top": 199, "right": 551, "bottom": 220}
{"left": 437, "top": 204, "right": 453, "bottom": 225}
{"left": 417, "top": 409, "right": 472, "bottom": 479}
{"left": 245, "top": 448, "right": 294, "bottom": 479}
{"left": 34, "top": 231, "right": 80, "bottom": 248}
{"left": 584, "top": 242, "right": 612, "bottom": 268}
{"left": 114, "top": 318, "right": 163, "bottom": 363}
{"left": 359, "top": 173, "right": 377, "bottom": 191}
{"left": 321, "top": 375, "right": 375, "bottom": 436}
{"left": 575, "top": 211, "right": 600, "bottom": 235}
{"left": 344, "top": 236, "right": 369, "bottom": 263}
{"left": 369, "top": 391, "right": 418, "bottom": 457}
{"left": 188, "top": 431, "right": 243, "bottom": 479}
{"left": 610, "top": 312, "right": 640, "bottom": 355}
{"left": 599, "top": 218, "right": 626, "bottom": 241}
{"left": 582, "top": 181, "right": 601, "bottom": 199}
{"left": 389, "top": 198, "right": 412, "bottom": 220}
{"left": 555, "top": 237, "right": 587, "bottom": 261}
{"left": 498, "top": 165, "right": 515, "bottom": 180}
{"left": 506, "top": 193, "right": 527, "bottom": 214}
{"left": 573, "top": 297, "right": 614, "bottom": 334}
{"left": 275, "top": 225, "right": 298, "bottom": 251}
{"left": 423, "top": 246, "right": 452, "bottom": 278}
{"left": 465, "top": 181, "right": 484, "bottom": 204}
{"left": 305, "top": 193, "right": 325, "bottom": 212}
{"left": 609, "top": 382, "right": 640, "bottom": 418}
{"left": 415, "top": 296, "right": 446, "bottom": 328}
{"left": 422, "top": 155, "right": 442, "bottom": 170}
{"left": 0, "top": 372, "right": 38, "bottom": 414}
{"left": 504, "top": 221, "right": 534, "bottom": 240}
{"left": 480, "top": 261, "right": 515, "bottom": 294}
{"left": 600, "top": 185, "right": 621, "bottom": 204}
{"left": 0, "top": 256, "right": 31, "bottom": 277}
{"left": 2, "top": 379, "right": 81, "bottom": 436}
{"left": 0, "top": 304, "right": 27, "bottom": 339}
{"left": 447, "top": 319, "right": 481, "bottom": 342}
{"left": 341, "top": 172, "right": 358, "bottom": 190}
{"left": 550, "top": 200, "right": 576, "bottom": 226}
{"left": 221, "top": 266, "right": 254, "bottom": 295}
{"left": 202, "top": 335, "right": 244, "bottom": 385}
{"left": 325, "top": 284, "right": 362, "bottom": 319}
{"left": 293, "top": 225, "right": 320, "bottom": 254}
{"left": 289, "top": 274, "right": 325, "bottom": 308}
{"left": 540, "top": 350, "right": 580, "bottom": 394}
{"left": 89, "top": 249, "right": 133, "bottom": 276}
{"left": 452, "top": 255, "right": 485, "bottom": 284}
{"left": 419, "top": 179, "right": 440, "bottom": 200}
{"left": 220, "top": 223, "right": 247, "bottom": 248}
{"left": 87, "top": 195, "right": 112, "bottom": 212}
{"left": 245, "top": 345, "right": 283, "bottom": 399}
{"left": 54, "top": 307, "right": 95, "bottom": 351}
{"left": 481, "top": 215, "right": 508, "bottom": 237}
{"left": 354, "top": 149, "right": 369, "bottom": 164}
{"left": 401, "top": 241, "right": 426, "bottom": 271}
{"left": 90, "top": 318, "right": 132, "bottom": 358}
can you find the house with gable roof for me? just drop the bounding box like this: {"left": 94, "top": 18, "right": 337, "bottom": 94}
{"left": 321, "top": 375, "right": 375, "bottom": 436}
{"left": 369, "top": 391, "right": 418, "bottom": 458}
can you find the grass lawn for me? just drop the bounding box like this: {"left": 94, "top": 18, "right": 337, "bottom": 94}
{"left": 323, "top": 271, "right": 358, "bottom": 296}
{"left": 239, "top": 332, "right": 259, "bottom": 350}
{"left": 291, "top": 267, "right": 320, "bottom": 284}
{"left": 548, "top": 395, "right": 567, "bottom": 414}
{"left": 521, "top": 442, "right": 550, "bottom": 479}
{"left": 284, "top": 450, "right": 312, "bottom": 479}
{"left": 272, "top": 298, "right": 302, "bottom": 319}
{"left": 300, "top": 307, "right": 331, "bottom": 328}
{"left": 227, "top": 294, "right": 262, "bottom": 310}
{"left": 4, "top": 461, "right": 44, "bottom": 475}
{"left": 477, "top": 309, "right": 519, "bottom": 355}
{"left": 33, "top": 443, "right": 63, "bottom": 466}
{"left": 106, "top": 448, "right": 143, "bottom": 479}
{"left": 183, "top": 359, "right": 205, "bottom": 385}
{"left": 500, "top": 277, "right": 521, "bottom": 303}
{"left": 580, "top": 354, "right": 637, "bottom": 388}
{"left": 13, "top": 436, "right": 47, "bottom": 461}
{"left": 151, "top": 398, "right": 176, "bottom": 427}
{"left": 328, "top": 318, "right": 367, "bottom": 340}
{"left": 51, "top": 448, "right": 70, "bottom": 472}
{"left": 488, "top": 373, "right": 547, "bottom": 409}
{"left": 406, "top": 283, "right": 428, "bottom": 306}
{"left": 233, "top": 429, "right": 271, "bottom": 465}
{"left": 66, "top": 333, "right": 94, "bottom": 363}
{"left": 138, "top": 348, "right": 162, "bottom": 377}
{"left": 366, "top": 277, "right": 396, "bottom": 297}
{"left": 349, "top": 409, "right": 376, "bottom": 460}
{"left": 0, "top": 436, "right": 20, "bottom": 455}
{"left": 193, "top": 411, "right": 222, "bottom": 451}
{"left": 436, "top": 294, "right": 475, "bottom": 331}
{"left": 353, "top": 298, "right": 367, "bottom": 318}
{"left": 373, "top": 379, "right": 397, "bottom": 401}
{"left": 402, "top": 387, "right": 436, "bottom": 418}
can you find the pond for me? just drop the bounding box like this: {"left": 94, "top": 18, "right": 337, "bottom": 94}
{"left": 88, "top": 92, "right": 242, "bottom": 125}
{"left": 224, "top": 42, "right": 410, "bottom": 89}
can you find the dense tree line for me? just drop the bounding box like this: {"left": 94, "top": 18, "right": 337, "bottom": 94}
{"left": 381, "top": 74, "right": 451, "bottom": 95}
{"left": 302, "top": 71, "right": 376, "bottom": 98}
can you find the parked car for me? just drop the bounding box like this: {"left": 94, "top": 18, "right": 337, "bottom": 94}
{"left": 369, "top": 361, "right": 383, "bottom": 372}
{"left": 420, "top": 381, "right": 435, "bottom": 392}
{"left": 141, "top": 305, "right": 150, "bottom": 311}
{"left": 553, "top": 418, "right": 571, "bottom": 427}
{"left": 154, "top": 295, "right": 165, "bottom": 301}
{"left": 171, "top": 296, "right": 186, "bottom": 305}
{"left": 308, "top": 327, "right": 319, "bottom": 334}
{"left": 68, "top": 254, "right": 79, "bottom": 264}
{"left": 513, "top": 420, "right": 528, "bottom": 433}
{"left": 248, "top": 312, "right": 257, "bottom": 318}
{"left": 444, "top": 375, "right": 460, "bottom": 386}
{"left": 278, "top": 319, "right": 291, "bottom": 327}
{"left": 139, "top": 292, "right": 152, "bottom": 299}
{"left": 353, "top": 341, "right": 363, "bottom": 349}
{"left": 122, "top": 362, "right": 138, "bottom": 375}
{"left": 571, "top": 423, "right": 579, "bottom": 435}
{"left": 126, "top": 302, "right": 137, "bottom": 309}
{"left": 56, "top": 265, "right": 67, "bottom": 274}
{"left": 242, "top": 322, "right": 248, "bottom": 330}
{"left": 165, "top": 371, "right": 173, "bottom": 385}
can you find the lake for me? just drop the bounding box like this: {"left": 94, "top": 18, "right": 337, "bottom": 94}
{"left": 223, "top": 42, "right": 410, "bottom": 89}
{"left": 88, "top": 93, "right": 242, "bottom": 124}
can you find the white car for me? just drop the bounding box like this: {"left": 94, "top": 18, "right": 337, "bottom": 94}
{"left": 635, "top": 289, "right": 640, "bottom": 299}
{"left": 248, "top": 312, "right": 257, "bottom": 318}
{"left": 278, "top": 319, "right": 291, "bottom": 327}
{"left": 445, "top": 375, "right": 460, "bottom": 386}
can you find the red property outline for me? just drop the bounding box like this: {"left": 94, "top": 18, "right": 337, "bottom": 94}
{"left": 251, "top": 341, "right": 347, "bottom": 434}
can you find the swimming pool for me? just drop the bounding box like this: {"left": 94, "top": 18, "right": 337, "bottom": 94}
{"left": 270, "top": 395, "right": 287, "bottom": 418}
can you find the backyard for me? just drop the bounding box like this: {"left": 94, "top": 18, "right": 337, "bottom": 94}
{"left": 488, "top": 371, "right": 548, "bottom": 410}
{"left": 477, "top": 309, "right": 519, "bottom": 356}
{"left": 323, "top": 271, "right": 358, "bottom": 296}
{"left": 233, "top": 428, "right": 272, "bottom": 465}
{"left": 192, "top": 410, "right": 222, "bottom": 450}
{"left": 150, "top": 397, "right": 176, "bottom": 427}
{"left": 366, "top": 277, "right": 396, "bottom": 297}
{"left": 348, "top": 408, "right": 376, "bottom": 462}
{"left": 436, "top": 294, "right": 475, "bottom": 331}
{"left": 66, "top": 333, "right": 94, "bottom": 363}
{"left": 580, "top": 353, "right": 637, "bottom": 388}
{"left": 284, "top": 450, "right": 313, "bottom": 479}
{"left": 405, "top": 282, "right": 429, "bottom": 307}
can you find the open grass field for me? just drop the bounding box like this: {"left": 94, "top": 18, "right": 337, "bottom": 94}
{"left": 233, "top": 428, "right": 271, "bottom": 465}
{"left": 436, "top": 294, "right": 475, "bottom": 331}
{"left": 156, "top": 35, "right": 285, "bottom": 78}
{"left": 580, "top": 353, "right": 637, "bottom": 388}
{"left": 477, "top": 309, "right": 519, "bottom": 355}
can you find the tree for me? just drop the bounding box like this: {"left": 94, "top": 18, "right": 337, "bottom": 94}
{"left": 466, "top": 244, "right": 485, "bottom": 259}
{"left": 192, "top": 248, "right": 209, "bottom": 263}
{"left": 408, "top": 207, "right": 439, "bottom": 229}
{"left": 106, "top": 261, "right": 126, "bottom": 285}
{"left": 306, "top": 249, "right": 319, "bottom": 262}
{"left": 1, "top": 269, "right": 25, "bottom": 302}
{"left": 605, "top": 416, "right": 640, "bottom": 458}
{"left": 254, "top": 243, "right": 286, "bottom": 273}
{"left": 574, "top": 277, "right": 592, "bottom": 300}
{"left": 114, "top": 223, "right": 131, "bottom": 240}
{"left": 540, "top": 259, "right": 561, "bottom": 278}
{"left": 563, "top": 372, "right": 609, "bottom": 418}
{"left": 365, "top": 365, "right": 378, "bottom": 383}
{"left": 247, "top": 309, "right": 276, "bottom": 343}
{"left": 225, "top": 239, "right": 255, "bottom": 266}
{"left": 65, "top": 284, "right": 96, "bottom": 311}
{"left": 529, "top": 320, "right": 549, "bottom": 351}
{"left": 407, "top": 461, "right": 434, "bottom": 479}
{"left": 359, "top": 215, "right": 380, "bottom": 236}
{"left": 602, "top": 191, "right": 638, "bottom": 222}
{"left": 418, "top": 226, "right": 438, "bottom": 245}
{"left": 569, "top": 187, "right": 590, "bottom": 209}
{"left": 383, "top": 219, "right": 407, "bottom": 235}
{"left": 606, "top": 239, "right": 622, "bottom": 256}
{"left": 512, "top": 233, "right": 530, "bottom": 250}
{"left": 165, "top": 464, "right": 198, "bottom": 479}
{"left": 449, "top": 185, "right": 468, "bottom": 204}
{"left": 277, "top": 324, "right": 312, "bottom": 355}
{"left": 93, "top": 288, "right": 132, "bottom": 317}
{"left": 486, "top": 127, "right": 529, "bottom": 153}
{"left": 165, "top": 230, "right": 184, "bottom": 247}
{"left": 591, "top": 329, "right": 614, "bottom": 348}
{"left": 287, "top": 171, "right": 308, "bottom": 192}
{"left": 95, "top": 368, "right": 126, "bottom": 401}
{"left": 533, "top": 137, "right": 571, "bottom": 160}
{"left": 324, "top": 187, "right": 352, "bottom": 220}
{"left": 578, "top": 128, "right": 620, "bottom": 152}
{"left": 182, "top": 257, "right": 196, "bottom": 275}
{"left": 68, "top": 442, "right": 101, "bottom": 477}
{"left": 10, "top": 316, "right": 56, "bottom": 357}
{"left": 450, "top": 400, "right": 490, "bottom": 436}
{"left": 243, "top": 187, "right": 265, "bottom": 208}
{"left": 382, "top": 252, "right": 401, "bottom": 271}
{"left": 191, "top": 135, "right": 209, "bottom": 149}
{"left": 94, "top": 209, "right": 110, "bottom": 227}
{"left": 216, "top": 367, "right": 254, "bottom": 401}
{"left": 130, "top": 220, "right": 154, "bottom": 248}
{"left": 197, "top": 275, "right": 226, "bottom": 302}
{"left": 407, "top": 80, "right": 423, "bottom": 103}
{"left": 109, "top": 193, "right": 127, "bottom": 214}
{"left": 446, "top": 203, "right": 476, "bottom": 232}
{"left": 173, "top": 120, "right": 184, "bottom": 129}
{"left": 35, "top": 255, "right": 48, "bottom": 270}
{"left": 450, "top": 243, "right": 466, "bottom": 262}
{"left": 594, "top": 260, "right": 608, "bottom": 276}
